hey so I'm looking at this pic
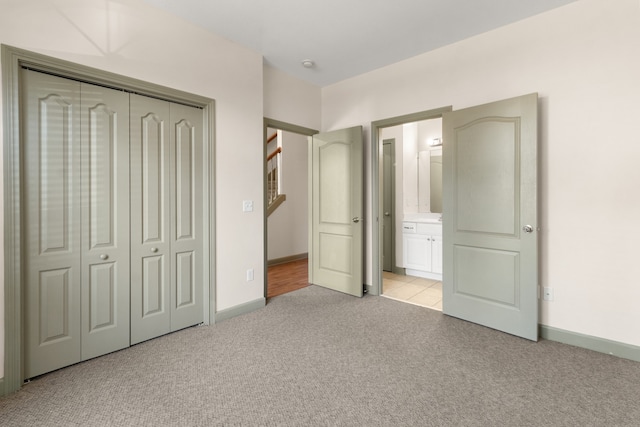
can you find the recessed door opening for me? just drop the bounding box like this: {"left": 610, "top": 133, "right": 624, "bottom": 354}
{"left": 265, "top": 126, "right": 311, "bottom": 298}
{"left": 379, "top": 118, "right": 444, "bottom": 311}
{"left": 373, "top": 94, "right": 539, "bottom": 342}
{"left": 5, "top": 45, "right": 215, "bottom": 392}
{"left": 263, "top": 120, "right": 317, "bottom": 300}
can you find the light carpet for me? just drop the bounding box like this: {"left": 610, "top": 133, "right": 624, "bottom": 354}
{"left": 1, "top": 285, "right": 639, "bottom": 426}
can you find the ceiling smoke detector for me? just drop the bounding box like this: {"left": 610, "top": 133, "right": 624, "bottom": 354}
{"left": 301, "top": 59, "right": 315, "bottom": 68}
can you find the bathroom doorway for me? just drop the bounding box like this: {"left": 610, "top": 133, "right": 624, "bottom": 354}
{"left": 371, "top": 107, "right": 452, "bottom": 309}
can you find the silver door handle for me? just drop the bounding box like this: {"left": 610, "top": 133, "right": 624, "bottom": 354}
{"left": 523, "top": 225, "right": 534, "bottom": 233}
{"left": 151, "top": 247, "right": 158, "bottom": 253}
{"left": 384, "top": 212, "right": 390, "bottom": 216}
{"left": 99, "top": 254, "right": 109, "bottom": 260}
{"left": 352, "top": 217, "right": 362, "bottom": 223}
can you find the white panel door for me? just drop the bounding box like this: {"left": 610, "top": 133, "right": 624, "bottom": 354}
{"left": 130, "top": 94, "right": 171, "bottom": 344}
{"left": 310, "top": 126, "right": 363, "bottom": 297}
{"left": 80, "top": 83, "right": 131, "bottom": 359}
{"left": 442, "top": 93, "right": 538, "bottom": 341}
{"left": 170, "top": 103, "right": 204, "bottom": 331}
{"left": 23, "top": 70, "right": 82, "bottom": 378}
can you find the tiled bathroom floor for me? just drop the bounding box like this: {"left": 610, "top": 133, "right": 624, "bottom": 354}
{"left": 382, "top": 271, "right": 442, "bottom": 311}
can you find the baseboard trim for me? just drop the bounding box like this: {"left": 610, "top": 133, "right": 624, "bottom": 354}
{"left": 267, "top": 253, "right": 308, "bottom": 266}
{"left": 391, "top": 266, "right": 405, "bottom": 275}
{"left": 540, "top": 325, "right": 640, "bottom": 363}
{"left": 215, "top": 298, "right": 266, "bottom": 323}
{"left": 0, "top": 377, "right": 5, "bottom": 397}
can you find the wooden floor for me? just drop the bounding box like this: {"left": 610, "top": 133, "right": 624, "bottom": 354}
{"left": 267, "top": 258, "right": 309, "bottom": 298}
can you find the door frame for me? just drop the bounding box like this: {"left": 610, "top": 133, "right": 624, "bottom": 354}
{"left": 381, "top": 138, "right": 399, "bottom": 274}
{"left": 370, "top": 106, "right": 451, "bottom": 295}
{"left": 262, "top": 118, "right": 317, "bottom": 298}
{"left": 1, "top": 44, "right": 216, "bottom": 395}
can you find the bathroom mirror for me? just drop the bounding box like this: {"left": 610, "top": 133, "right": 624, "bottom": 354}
{"left": 430, "top": 153, "right": 442, "bottom": 213}
{"left": 417, "top": 118, "right": 442, "bottom": 214}
{"left": 418, "top": 148, "right": 442, "bottom": 213}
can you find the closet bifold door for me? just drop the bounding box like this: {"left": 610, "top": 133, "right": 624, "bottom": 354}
{"left": 130, "top": 94, "right": 172, "bottom": 345}
{"left": 130, "top": 97, "right": 204, "bottom": 343}
{"left": 23, "top": 70, "right": 82, "bottom": 379}
{"left": 170, "top": 103, "right": 204, "bottom": 332}
{"left": 80, "top": 82, "right": 131, "bottom": 360}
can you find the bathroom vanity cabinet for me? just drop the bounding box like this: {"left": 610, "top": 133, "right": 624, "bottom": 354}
{"left": 402, "top": 221, "right": 442, "bottom": 280}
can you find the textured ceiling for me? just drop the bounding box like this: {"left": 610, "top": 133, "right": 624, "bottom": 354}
{"left": 144, "top": 0, "right": 577, "bottom": 87}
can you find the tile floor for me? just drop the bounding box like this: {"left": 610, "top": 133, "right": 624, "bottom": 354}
{"left": 382, "top": 271, "right": 442, "bottom": 311}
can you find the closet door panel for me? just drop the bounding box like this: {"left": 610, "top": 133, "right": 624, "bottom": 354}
{"left": 23, "top": 70, "right": 82, "bottom": 379}
{"left": 170, "top": 104, "right": 204, "bottom": 331}
{"left": 80, "top": 83, "right": 130, "bottom": 360}
{"left": 130, "top": 94, "right": 171, "bottom": 344}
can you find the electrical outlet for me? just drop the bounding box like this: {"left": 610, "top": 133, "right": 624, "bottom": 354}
{"left": 543, "top": 287, "right": 554, "bottom": 301}
{"left": 246, "top": 268, "right": 254, "bottom": 281}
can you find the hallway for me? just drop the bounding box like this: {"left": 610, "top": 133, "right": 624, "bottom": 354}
{"left": 267, "top": 258, "right": 309, "bottom": 298}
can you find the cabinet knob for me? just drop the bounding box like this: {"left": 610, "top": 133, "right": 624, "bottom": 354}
{"left": 151, "top": 247, "right": 158, "bottom": 253}
{"left": 99, "top": 254, "right": 109, "bottom": 260}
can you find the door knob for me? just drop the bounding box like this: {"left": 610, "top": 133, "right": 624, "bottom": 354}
{"left": 151, "top": 247, "right": 158, "bottom": 253}
{"left": 523, "top": 225, "right": 534, "bottom": 233}
{"left": 384, "top": 212, "right": 390, "bottom": 216}
{"left": 99, "top": 254, "right": 109, "bottom": 260}
{"left": 352, "top": 217, "right": 362, "bottom": 223}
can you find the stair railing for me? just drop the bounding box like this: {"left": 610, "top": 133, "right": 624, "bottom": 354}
{"left": 267, "top": 146, "right": 282, "bottom": 206}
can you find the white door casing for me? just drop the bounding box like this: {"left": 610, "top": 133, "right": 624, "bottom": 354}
{"left": 309, "top": 126, "right": 364, "bottom": 297}
{"left": 442, "top": 93, "right": 538, "bottom": 341}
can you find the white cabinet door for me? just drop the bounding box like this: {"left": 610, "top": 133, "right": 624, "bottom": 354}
{"left": 404, "top": 234, "right": 432, "bottom": 271}
{"left": 431, "top": 235, "right": 443, "bottom": 274}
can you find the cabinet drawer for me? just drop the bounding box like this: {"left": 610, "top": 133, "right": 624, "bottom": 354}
{"left": 402, "top": 222, "right": 416, "bottom": 233}
{"left": 416, "top": 223, "right": 442, "bottom": 236}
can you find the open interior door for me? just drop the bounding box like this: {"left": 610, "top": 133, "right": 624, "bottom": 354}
{"left": 309, "top": 126, "right": 363, "bottom": 297}
{"left": 442, "top": 93, "right": 538, "bottom": 341}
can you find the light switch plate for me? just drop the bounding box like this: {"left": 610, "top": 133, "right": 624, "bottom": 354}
{"left": 242, "top": 200, "right": 253, "bottom": 212}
